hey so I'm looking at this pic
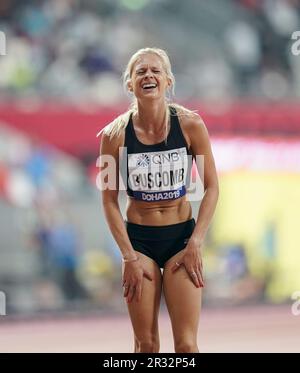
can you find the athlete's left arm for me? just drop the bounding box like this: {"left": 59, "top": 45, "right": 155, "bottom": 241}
{"left": 171, "top": 113, "right": 219, "bottom": 287}
{"left": 185, "top": 113, "right": 219, "bottom": 248}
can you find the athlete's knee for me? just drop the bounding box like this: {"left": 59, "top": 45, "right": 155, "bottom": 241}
{"left": 174, "top": 340, "right": 198, "bottom": 353}
{"left": 135, "top": 337, "right": 160, "bottom": 353}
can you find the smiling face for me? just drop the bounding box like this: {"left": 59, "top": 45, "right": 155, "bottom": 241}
{"left": 128, "top": 53, "right": 171, "bottom": 101}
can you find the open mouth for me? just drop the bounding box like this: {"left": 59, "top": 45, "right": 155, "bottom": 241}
{"left": 142, "top": 83, "right": 157, "bottom": 90}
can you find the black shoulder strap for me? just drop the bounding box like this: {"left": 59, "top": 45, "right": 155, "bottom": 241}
{"left": 169, "top": 106, "right": 190, "bottom": 152}
{"left": 124, "top": 112, "right": 134, "bottom": 149}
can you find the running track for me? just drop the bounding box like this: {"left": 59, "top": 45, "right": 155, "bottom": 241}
{"left": 0, "top": 305, "right": 299, "bottom": 353}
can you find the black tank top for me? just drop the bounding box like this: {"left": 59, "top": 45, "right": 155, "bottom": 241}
{"left": 121, "top": 106, "right": 193, "bottom": 202}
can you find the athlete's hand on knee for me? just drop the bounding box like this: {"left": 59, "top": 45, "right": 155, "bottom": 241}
{"left": 171, "top": 244, "right": 204, "bottom": 288}
{"left": 122, "top": 260, "right": 153, "bottom": 303}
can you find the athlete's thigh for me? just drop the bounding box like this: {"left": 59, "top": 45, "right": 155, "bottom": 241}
{"left": 162, "top": 251, "right": 202, "bottom": 340}
{"left": 124, "top": 252, "right": 163, "bottom": 339}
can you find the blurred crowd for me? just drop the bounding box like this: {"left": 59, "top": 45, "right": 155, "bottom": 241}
{"left": 0, "top": 125, "right": 87, "bottom": 208}
{"left": 0, "top": 125, "right": 121, "bottom": 314}
{"left": 0, "top": 0, "right": 300, "bottom": 104}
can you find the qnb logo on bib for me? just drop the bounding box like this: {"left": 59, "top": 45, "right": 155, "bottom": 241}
{"left": 136, "top": 153, "right": 150, "bottom": 167}
{"left": 128, "top": 147, "right": 189, "bottom": 201}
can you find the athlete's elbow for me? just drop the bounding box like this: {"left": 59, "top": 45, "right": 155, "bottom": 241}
{"left": 204, "top": 183, "right": 219, "bottom": 199}
{"left": 101, "top": 192, "right": 119, "bottom": 208}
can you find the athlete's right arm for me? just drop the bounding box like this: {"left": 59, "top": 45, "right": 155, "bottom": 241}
{"left": 99, "top": 132, "right": 152, "bottom": 302}
{"left": 99, "top": 131, "right": 137, "bottom": 260}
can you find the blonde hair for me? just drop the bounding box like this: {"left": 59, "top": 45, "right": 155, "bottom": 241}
{"left": 96, "top": 47, "right": 196, "bottom": 139}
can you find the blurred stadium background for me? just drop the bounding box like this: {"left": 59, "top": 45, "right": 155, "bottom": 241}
{"left": 0, "top": 0, "right": 300, "bottom": 352}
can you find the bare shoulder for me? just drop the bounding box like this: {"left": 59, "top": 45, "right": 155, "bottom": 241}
{"left": 99, "top": 127, "right": 125, "bottom": 157}
{"left": 179, "top": 112, "right": 209, "bottom": 148}
{"left": 180, "top": 112, "right": 206, "bottom": 132}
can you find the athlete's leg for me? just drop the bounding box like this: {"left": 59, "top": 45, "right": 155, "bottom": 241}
{"left": 163, "top": 250, "right": 202, "bottom": 353}
{"left": 124, "top": 251, "right": 163, "bottom": 353}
